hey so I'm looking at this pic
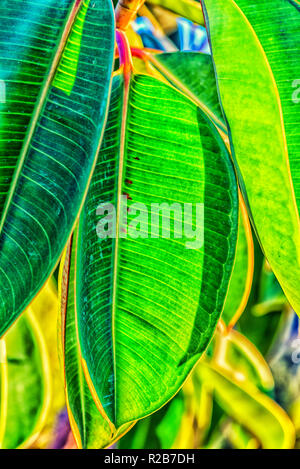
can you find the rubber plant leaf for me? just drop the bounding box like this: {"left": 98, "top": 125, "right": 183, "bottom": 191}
{"left": 69, "top": 32, "right": 238, "bottom": 431}
{"left": 60, "top": 238, "right": 133, "bottom": 449}
{"left": 0, "top": 0, "right": 115, "bottom": 337}
{"left": 200, "top": 0, "right": 300, "bottom": 314}
{"left": 0, "top": 310, "right": 51, "bottom": 449}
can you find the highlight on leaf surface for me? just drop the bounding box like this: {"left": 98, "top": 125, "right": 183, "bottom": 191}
{"left": 201, "top": 0, "right": 300, "bottom": 315}
{"left": 62, "top": 31, "right": 238, "bottom": 433}
{"left": 0, "top": 0, "right": 115, "bottom": 337}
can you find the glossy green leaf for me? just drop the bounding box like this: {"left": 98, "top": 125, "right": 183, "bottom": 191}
{"left": 0, "top": 311, "right": 50, "bottom": 449}
{"left": 72, "top": 61, "right": 238, "bottom": 430}
{"left": 198, "top": 361, "right": 295, "bottom": 449}
{"left": 149, "top": 51, "right": 226, "bottom": 134}
{"left": 215, "top": 329, "right": 274, "bottom": 392}
{"left": 60, "top": 238, "right": 132, "bottom": 449}
{"left": 0, "top": 0, "right": 115, "bottom": 337}
{"left": 205, "top": 418, "right": 259, "bottom": 449}
{"left": 119, "top": 392, "right": 185, "bottom": 449}
{"left": 201, "top": 0, "right": 300, "bottom": 314}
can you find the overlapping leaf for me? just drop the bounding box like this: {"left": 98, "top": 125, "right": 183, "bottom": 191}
{"left": 0, "top": 0, "right": 115, "bottom": 336}
{"left": 201, "top": 0, "right": 300, "bottom": 314}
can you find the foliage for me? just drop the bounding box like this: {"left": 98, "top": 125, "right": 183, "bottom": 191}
{"left": 0, "top": 0, "right": 299, "bottom": 450}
